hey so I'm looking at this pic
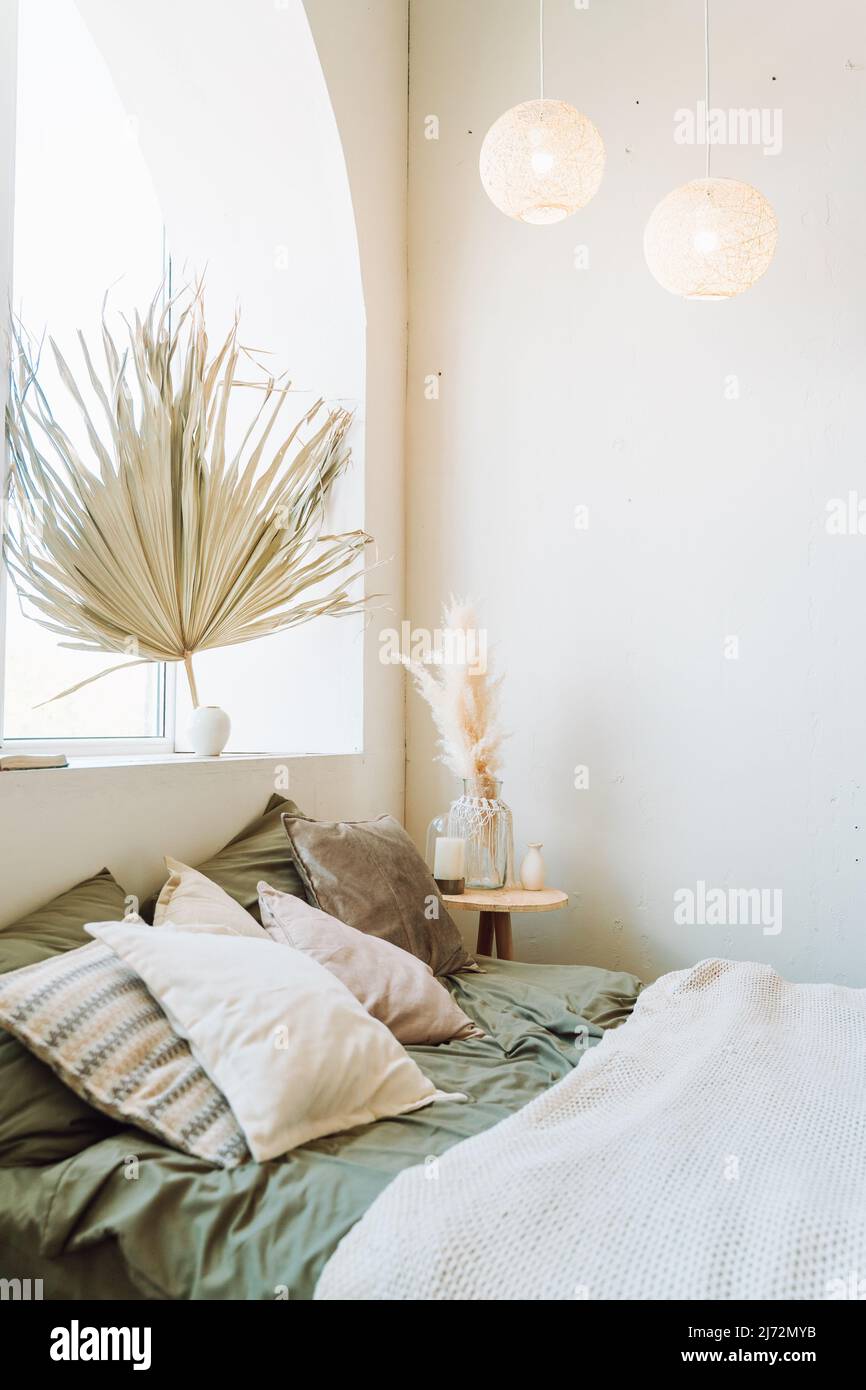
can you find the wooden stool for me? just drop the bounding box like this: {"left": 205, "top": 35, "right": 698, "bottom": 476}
{"left": 442, "top": 887, "right": 569, "bottom": 961}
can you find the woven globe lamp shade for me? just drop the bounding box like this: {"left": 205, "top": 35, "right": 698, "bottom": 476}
{"left": 480, "top": 98, "right": 605, "bottom": 225}
{"left": 644, "top": 177, "right": 778, "bottom": 300}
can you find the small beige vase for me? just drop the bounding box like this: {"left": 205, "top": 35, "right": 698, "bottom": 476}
{"left": 520, "top": 843, "right": 546, "bottom": 891}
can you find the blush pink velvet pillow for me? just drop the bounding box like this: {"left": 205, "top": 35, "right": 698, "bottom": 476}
{"left": 258, "top": 883, "right": 482, "bottom": 1046}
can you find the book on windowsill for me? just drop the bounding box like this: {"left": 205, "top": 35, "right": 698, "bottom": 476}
{"left": 0, "top": 753, "right": 69, "bottom": 771}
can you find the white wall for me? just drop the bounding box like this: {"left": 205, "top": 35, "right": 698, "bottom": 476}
{"left": 0, "top": 0, "right": 409, "bottom": 924}
{"left": 304, "top": 0, "right": 410, "bottom": 795}
{"left": 405, "top": 0, "right": 866, "bottom": 985}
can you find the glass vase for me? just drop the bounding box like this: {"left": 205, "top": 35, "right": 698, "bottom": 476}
{"left": 447, "top": 778, "right": 514, "bottom": 890}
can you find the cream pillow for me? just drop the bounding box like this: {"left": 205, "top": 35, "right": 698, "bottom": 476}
{"left": 154, "top": 858, "right": 266, "bottom": 938}
{"left": 258, "top": 883, "right": 483, "bottom": 1046}
{"left": 87, "top": 921, "right": 462, "bottom": 1162}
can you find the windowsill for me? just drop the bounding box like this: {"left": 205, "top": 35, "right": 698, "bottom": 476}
{"left": 0, "top": 750, "right": 363, "bottom": 773}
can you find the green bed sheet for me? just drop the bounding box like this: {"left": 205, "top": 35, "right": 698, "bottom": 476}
{"left": 0, "top": 958, "right": 640, "bottom": 1301}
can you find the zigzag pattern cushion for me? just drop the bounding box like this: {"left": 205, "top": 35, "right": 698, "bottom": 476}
{"left": 0, "top": 939, "right": 248, "bottom": 1168}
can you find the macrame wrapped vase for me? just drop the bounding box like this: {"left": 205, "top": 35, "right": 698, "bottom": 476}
{"left": 447, "top": 779, "right": 515, "bottom": 890}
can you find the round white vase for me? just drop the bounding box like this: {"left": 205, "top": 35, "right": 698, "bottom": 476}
{"left": 188, "top": 706, "right": 231, "bottom": 757}
{"left": 520, "top": 842, "right": 546, "bottom": 891}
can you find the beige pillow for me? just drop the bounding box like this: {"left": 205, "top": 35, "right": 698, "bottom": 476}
{"left": 154, "top": 858, "right": 267, "bottom": 938}
{"left": 88, "top": 921, "right": 463, "bottom": 1162}
{"left": 258, "top": 883, "right": 483, "bottom": 1046}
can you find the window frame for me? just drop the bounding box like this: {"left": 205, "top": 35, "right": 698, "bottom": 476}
{"left": 0, "top": 659, "right": 177, "bottom": 757}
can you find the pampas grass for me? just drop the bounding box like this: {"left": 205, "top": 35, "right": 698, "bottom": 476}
{"left": 406, "top": 598, "right": 507, "bottom": 798}
{"left": 4, "top": 283, "right": 372, "bottom": 707}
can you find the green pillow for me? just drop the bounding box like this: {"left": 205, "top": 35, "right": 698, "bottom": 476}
{"left": 0, "top": 1027, "right": 120, "bottom": 1167}
{"left": 0, "top": 867, "right": 128, "bottom": 976}
{"left": 141, "top": 794, "right": 308, "bottom": 925}
{"left": 0, "top": 869, "right": 128, "bottom": 1167}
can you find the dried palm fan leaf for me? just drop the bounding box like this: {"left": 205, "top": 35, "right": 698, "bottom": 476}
{"left": 4, "top": 284, "right": 373, "bottom": 707}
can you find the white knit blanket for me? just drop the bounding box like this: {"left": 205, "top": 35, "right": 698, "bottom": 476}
{"left": 316, "top": 959, "right": 866, "bottom": 1301}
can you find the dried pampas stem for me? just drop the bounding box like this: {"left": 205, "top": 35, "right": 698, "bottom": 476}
{"left": 405, "top": 598, "right": 507, "bottom": 796}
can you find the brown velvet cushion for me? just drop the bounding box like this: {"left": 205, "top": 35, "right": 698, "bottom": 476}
{"left": 140, "top": 794, "right": 307, "bottom": 924}
{"left": 280, "top": 813, "right": 474, "bottom": 977}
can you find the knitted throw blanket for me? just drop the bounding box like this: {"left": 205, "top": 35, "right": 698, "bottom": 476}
{"left": 316, "top": 958, "right": 866, "bottom": 1301}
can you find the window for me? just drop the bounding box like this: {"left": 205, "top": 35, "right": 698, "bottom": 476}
{"left": 2, "top": 0, "right": 366, "bottom": 757}
{"left": 3, "top": 0, "right": 166, "bottom": 745}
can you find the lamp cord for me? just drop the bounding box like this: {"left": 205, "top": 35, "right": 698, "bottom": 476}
{"left": 704, "top": 0, "right": 711, "bottom": 177}
{"left": 539, "top": 0, "right": 545, "bottom": 100}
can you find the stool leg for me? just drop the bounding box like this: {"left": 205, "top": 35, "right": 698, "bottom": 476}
{"left": 477, "top": 911, "right": 495, "bottom": 957}
{"left": 494, "top": 912, "right": 514, "bottom": 961}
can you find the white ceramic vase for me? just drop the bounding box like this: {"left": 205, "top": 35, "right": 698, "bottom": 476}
{"left": 188, "top": 705, "right": 231, "bottom": 757}
{"left": 520, "top": 842, "right": 546, "bottom": 891}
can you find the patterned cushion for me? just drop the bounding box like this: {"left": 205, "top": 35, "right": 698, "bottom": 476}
{"left": 0, "top": 869, "right": 130, "bottom": 1166}
{"left": 0, "top": 939, "right": 249, "bottom": 1168}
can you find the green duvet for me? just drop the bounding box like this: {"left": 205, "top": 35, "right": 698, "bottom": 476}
{"left": 0, "top": 958, "right": 640, "bottom": 1301}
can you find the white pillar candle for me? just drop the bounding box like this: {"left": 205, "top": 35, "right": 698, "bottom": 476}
{"left": 433, "top": 837, "right": 466, "bottom": 881}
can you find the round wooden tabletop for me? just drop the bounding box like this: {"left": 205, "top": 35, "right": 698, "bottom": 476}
{"left": 442, "top": 887, "right": 568, "bottom": 914}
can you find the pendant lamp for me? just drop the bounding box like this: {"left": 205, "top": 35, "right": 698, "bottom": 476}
{"left": 644, "top": 0, "right": 778, "bottom": 299}
{"left": 480, "top": 0, "right": 605, "bottom": 225}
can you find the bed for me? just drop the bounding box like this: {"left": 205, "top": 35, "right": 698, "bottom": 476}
{"left": 317, "top": 957, "right": 866, "bottom": 1302}
{"left": 6, "top": 830, "right": 861, "bottom": 1303}
{"left": 0, "top": 919, "right": 641, "bottom": 1300}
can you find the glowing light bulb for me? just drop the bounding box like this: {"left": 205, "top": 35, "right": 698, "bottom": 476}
{"left": 693, "top": 226, "right": 720, "bottom": 255}
{"left": 530, "top": 148, "right": 555, "bottom": 176}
